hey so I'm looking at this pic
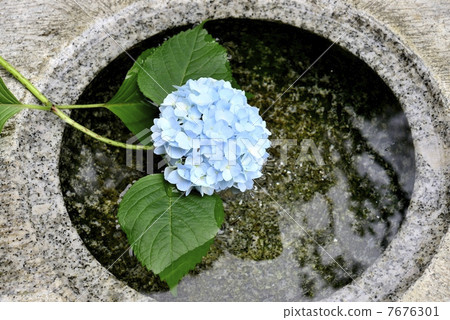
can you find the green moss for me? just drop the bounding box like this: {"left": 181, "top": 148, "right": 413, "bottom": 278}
{"left": 59, "top": 19, "right": 415, "bottom": 300}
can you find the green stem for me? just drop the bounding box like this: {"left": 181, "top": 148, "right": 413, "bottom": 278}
{"left": 0, "top": 54, "right": 153, "bottom": 151}
{"left": 0, "top": 55, "right": 52, "bottom": 108}
{"left": 51, "top": 106, "right": 154, "bottom": 150}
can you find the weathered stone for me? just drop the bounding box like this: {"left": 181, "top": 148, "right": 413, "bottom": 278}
{"left": 0, "top": 0, "right": 448, "bottom": 301}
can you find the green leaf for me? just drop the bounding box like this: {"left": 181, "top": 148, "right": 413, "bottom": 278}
{"left": 106, "top": 48, "right": 158, "bottom": 142}
{"left": 137, "top": 24, "right": 233, "bottom": 105}
{"left": 0, "top": 77, "right": 21, "bottom": 133}
{"left": 118, "top": 173, "right": 224, "bottom": 289}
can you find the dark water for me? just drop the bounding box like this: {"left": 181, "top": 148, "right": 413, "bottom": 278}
{"left": 59, "top": 19, "right": 415, "bottom": 301}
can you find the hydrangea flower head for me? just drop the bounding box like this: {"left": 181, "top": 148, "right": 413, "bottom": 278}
{"left": 151, "top": 77, "right": 271, "bottom": 196}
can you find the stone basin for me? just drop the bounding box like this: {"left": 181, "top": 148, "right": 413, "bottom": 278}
{"left": 0, "top": 0, "right": 448, "bottom": 301}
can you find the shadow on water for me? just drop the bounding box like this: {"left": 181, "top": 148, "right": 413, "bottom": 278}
{"left": 59, "top": 19, "right": 415, "bottom": 301}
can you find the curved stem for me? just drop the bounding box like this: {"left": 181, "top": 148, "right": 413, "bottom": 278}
{"left": 0, "top": 55, "right": 52, "bottom": 108}
{"left": 1, "top": 54, "right": 154, "bottom": 151}
{"left": 51, "top": 106, "right": 154, "bottom": 150}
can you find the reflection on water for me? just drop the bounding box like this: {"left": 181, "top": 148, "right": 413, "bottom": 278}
{"left": 59, "top": 19, "right": 415, "bottom": 301}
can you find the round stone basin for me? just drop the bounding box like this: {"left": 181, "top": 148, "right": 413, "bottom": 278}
{"left": 59, "top": 19, "right": 416, "bottom": 301}
{"left": 0, "top": 0, "right": 448, "bottom": 302}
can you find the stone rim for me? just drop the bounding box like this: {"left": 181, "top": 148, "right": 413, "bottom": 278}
{"left": 4, "top": 0, "right": 448, "bottom": 301}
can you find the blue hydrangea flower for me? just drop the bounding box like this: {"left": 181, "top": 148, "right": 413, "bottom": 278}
{"left": 151, "top": 77, "right": 271, "bottom": 196}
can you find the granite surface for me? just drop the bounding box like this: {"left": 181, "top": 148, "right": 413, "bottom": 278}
{"left": 0, "top": 0, "right": 448, "bottom": 301}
